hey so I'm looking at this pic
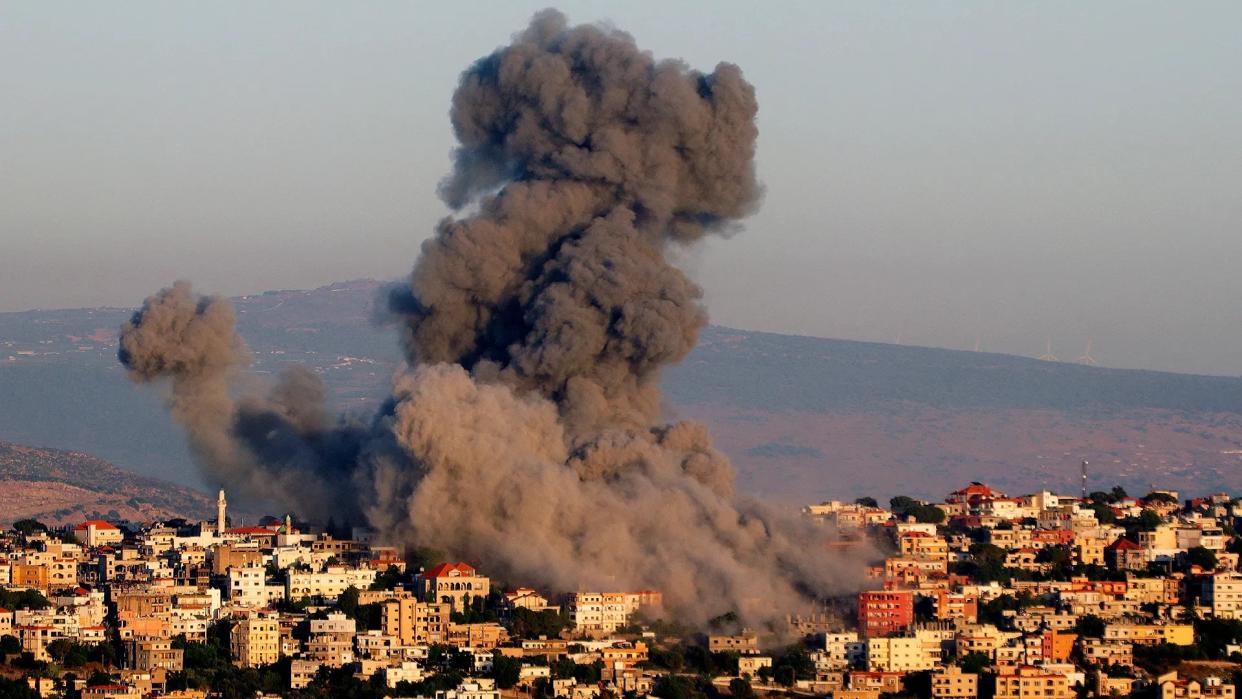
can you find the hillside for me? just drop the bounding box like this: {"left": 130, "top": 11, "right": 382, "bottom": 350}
{"left": 3, "top": 280, "right": 1242, "bottom": 501}
{"left": 0, "top": 440, "right": 215, "bottom": 526}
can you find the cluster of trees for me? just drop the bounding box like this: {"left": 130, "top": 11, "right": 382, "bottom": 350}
{"left": 331, "top": 587, "right": 384, "bottom": 631}
{"left": 889, "top": 496, "right": 947, "bottom": 524}
{"left": 368, "top": 565, "right": 405, "bottom": 592}
{"left": 507, "top": 607, "right": 571, "bottom": 639}
{"left": 646, "top": 644, "right": 739, "bottom": 677}
{"left": 975, "top": 592, "right": 1037, "bottom": 629}
{"left": 0, "top": 589, "right": 50, "bottom": 611}
{"left": 852, "top": 495, "right": 945, "bottom": 523}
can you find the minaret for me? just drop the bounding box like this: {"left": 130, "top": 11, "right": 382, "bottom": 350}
{"left": 217, "top": 489, "right": 227, "bottom": 536}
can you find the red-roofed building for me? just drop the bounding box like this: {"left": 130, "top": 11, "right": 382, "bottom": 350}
{"left": 73, "top": 520, "right": 122, "bottom": 548}
{"left": 1105, "top": 537, "right": 1147, "bottom": 572}
{"left": 416, "top": 563, "right": 490, "bottom": 612}
{"left": 947, "top": 482, "right": 1006, "bottom": 505}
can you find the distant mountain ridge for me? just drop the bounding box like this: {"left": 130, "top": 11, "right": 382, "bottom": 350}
{"left": 3, "top": 279, "right": 1242, "bottom": 502}
{"left": 674, "top": 325, "right": 1242, "bottom": 413}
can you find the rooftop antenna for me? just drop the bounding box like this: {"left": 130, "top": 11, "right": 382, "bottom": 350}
{"left": 1038, "top": 338, "right": 1058, "bottom": 361}
{"left": 1077, "top": 339, "right": 1097, "bottom": 366}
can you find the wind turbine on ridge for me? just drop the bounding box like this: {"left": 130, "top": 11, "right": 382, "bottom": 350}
{"left": 1077, "top": 338, "right": 1098, "bottom": 366}
{"left": 1038, "top": 338, "right": 1058, "bottom": 362}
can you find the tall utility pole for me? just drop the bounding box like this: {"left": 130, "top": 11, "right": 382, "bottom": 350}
{"left": 1081, "top": 460, "right": 1088, "bottom": 499}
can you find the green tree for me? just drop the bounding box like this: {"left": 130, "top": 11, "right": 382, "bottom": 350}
{"left": 11, "top": 519, "right": 47, "bottom": 535}
{"left": 652, "top": 674, "right": 707, "bottom": 699}
{"left": 648, "top": 647, "right": 685, "bottom": 672}
{"left": 1088, "top": 490, "right": 1116, "bottom": 505}
{"left": 0, "top": 678, "right": 38, "bottom": 699}
{"left": 958, "top": 652, "right": 990, "bottom": 674}
{"left": 773, "top": 665, "right": 795, "bottom": 687}
{"left": 490, "top": 653, "right": 523, "bottom": 689}
{"left": 910, "top": 504, "right": 946, "bottom": 524}
{"left": 45, "top": 639, "right": 88, "bottom": 667}
{"left": 0, "top": 589, "right": 51, "bottom": 611}
{"left": 1185, "top": 546, "right": 1218, "bottom": 571}
{"left": 369, "top": 565, "right": 405, "bottom": 591}
{"left": 1075, "top": 614, "right": 1106, "bottom": 638}
{"left": 0, "top": 635, "right": 22, "bottom": 655}
{"left": 854, "top": 497, "right": 879, "bottom": 508}
{"left": 963, "top": 543, "right": 1008, "bottom": 583}
{"left": 507, "top": 608, "right": 570, "bottom": 639}
{"left": 337, "top": 586, "right": 361, "bottom": 617}
{"left": 890, "top": 496, "right": 918, "bottom": 516}
{"left": 1087, "top": 502, "right": 1117, "bottom": 524}
{"left": 1143, "top": 492, "right": 1178, "bottom": 505}
{"left": 729, "top": 677, "right": 756, "bottom": 699}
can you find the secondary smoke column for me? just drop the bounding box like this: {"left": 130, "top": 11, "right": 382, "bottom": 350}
{"left": 119, "top": 283, "right": 369, "bottom": 517}
{"left": 121, "top": 10, "right": 868, "bottom": 627}
{"left": 118, "top": 282, "right": 249, "bottom": 480}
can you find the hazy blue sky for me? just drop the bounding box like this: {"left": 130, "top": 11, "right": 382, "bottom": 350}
{"left": 3, "top": 2, "right": 1240, "bottom": 375}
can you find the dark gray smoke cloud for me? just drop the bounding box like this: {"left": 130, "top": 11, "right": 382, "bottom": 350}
{"left": 120, "top": 10, "right": 867, "bottom": 627}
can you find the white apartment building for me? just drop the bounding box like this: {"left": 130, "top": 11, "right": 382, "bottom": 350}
{"left": 226, "top": 566, "right": 284, "bottom": 608}
{"left": 866, "top": 636, "right": 938, "bottom": 672}
{"left": 568, "top": 592, "right": 643, "bottom": 634}
{"left": 286, "top": 567, "right": 377, "bottom": 601}
{"left": 1203, "top": 574, "right": 1242, "bottom": 620}
{"left": 385, "top": 661, "right": 426, "bottom": 688}
{"left": 818, "top": 632, "right": 865, "bottom": 670}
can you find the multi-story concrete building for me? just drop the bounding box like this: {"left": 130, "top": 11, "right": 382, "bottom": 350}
{"left": 865, "top": 636, "right": 937, "bottom": 672}
{"left": 286, "top": 567, "right": 377, "bottom": 601}
{"left": 381, "top": 597, "right": 451, "bottom": 646}
{"left": 226, "top": 566, "right": 283, "bottom": 608}
{"left": 126, "top": 637, "right": 183, "bottom": 672}
{"left": 932, "top": 665, "right": 979, "bottom": 699}
{"left": 230, "top": 615, "right": 280, "bottom": 668}
{"left": 1203, "top": 574, "right": 1242, "bottom": 619}
{"left": 993, "top": 666, "right": 1074, "bottom": 699}
{"left": 568, "top": 592, "right": 649, "bottom": 634}
{"left": 858, "top": 591, "right": 914, "bottom": 638}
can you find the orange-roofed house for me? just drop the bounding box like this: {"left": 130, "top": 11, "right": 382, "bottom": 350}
{"left": 74, "top": 520, "right": 123, "bottom": 548}
{"left": 416, "top": 563, "right": 490, "bottom": 612}
{"left": 947, "top": 483, "right": 1006, "bottom": 505}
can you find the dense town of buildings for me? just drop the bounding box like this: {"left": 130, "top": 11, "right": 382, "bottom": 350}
{"left": 5, "top": 483, "right": 1242, "bottom": 698}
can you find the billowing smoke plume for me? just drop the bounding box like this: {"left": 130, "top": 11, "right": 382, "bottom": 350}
{"left": 120, "top": 10, "right": 867, "bottom": 627}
